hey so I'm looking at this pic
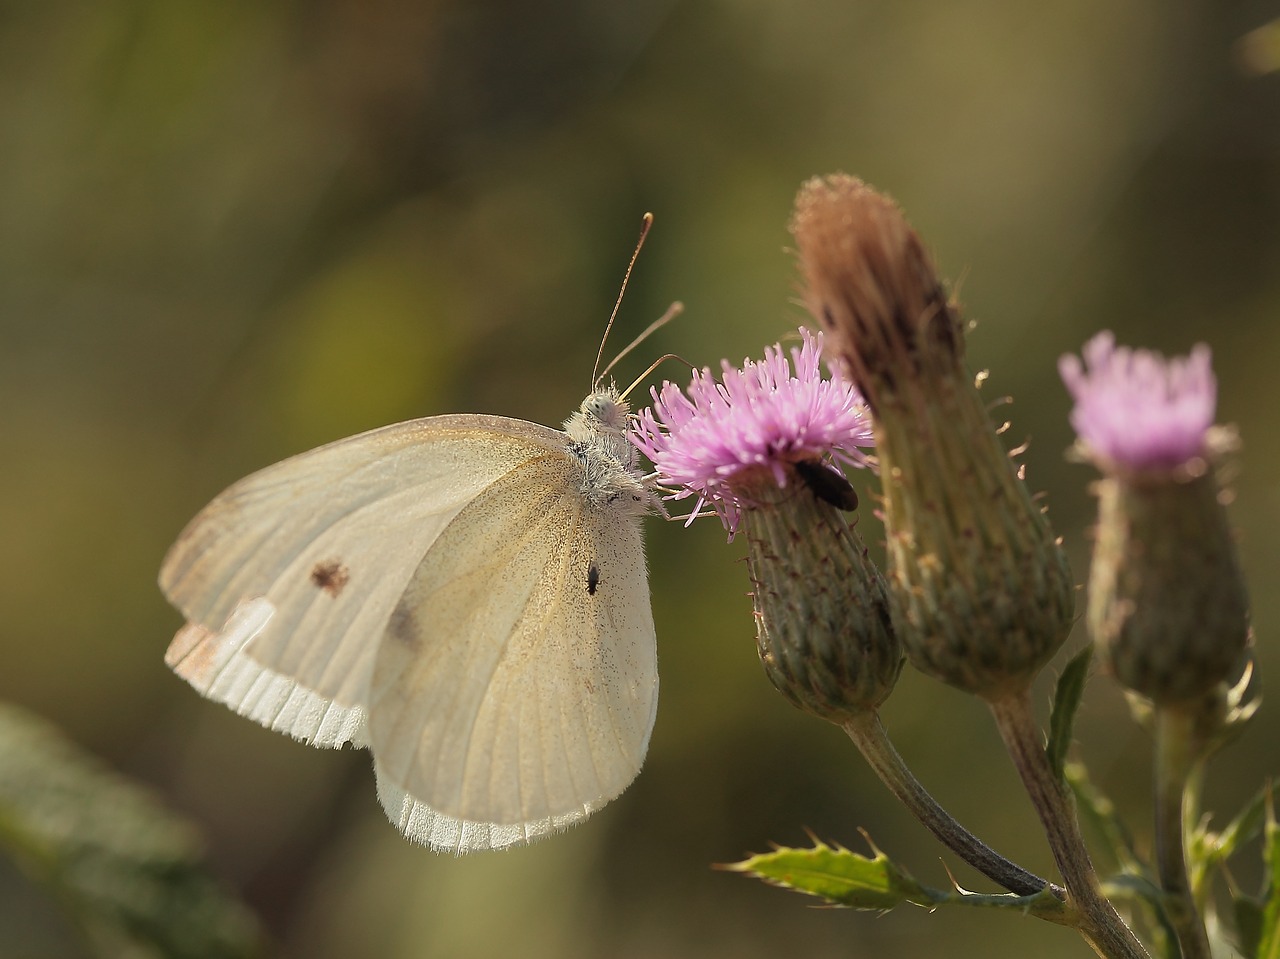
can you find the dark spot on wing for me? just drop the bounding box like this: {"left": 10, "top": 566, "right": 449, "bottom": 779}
{"left": 310, "top": 560, "right": 351, "bottom": 597}
{"left": 795, "top": 459, "right": 859, "bottom": 511}
{"left": 387, "top": 602, "right": 422, "bottom": 650}
{"left": 587, "top": 562, "right": 600, "bottom": 595}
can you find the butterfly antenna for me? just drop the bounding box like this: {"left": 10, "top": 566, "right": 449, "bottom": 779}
{"left": 618, "top": 350, "right": 696, "bottom": 404}
{"left": 592, "top": 212, "right": 654, "bottom": 389}
{"left": 598, "top": 300, "right": 684, "bottom": 386}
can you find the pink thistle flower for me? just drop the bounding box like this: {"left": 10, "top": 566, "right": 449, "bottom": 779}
{"left": 1059, "top": 332, "right": 1217, "bottom": 471}
{"left": 630, "top": 328, "right": 874, "bottom": 535}
{"left": 1063, "top": 331, "right": 1249, "bottom": 704}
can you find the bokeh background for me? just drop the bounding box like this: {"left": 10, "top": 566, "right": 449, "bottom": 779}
{"left": 3, "top": 1, "right": 1279, "bottom": 957}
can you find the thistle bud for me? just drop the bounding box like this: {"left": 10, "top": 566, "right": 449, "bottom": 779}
{"left": 789, "top": 174, "right": 1074, "bottom": 700}
{"left": 743, "top": 474, "right": 903, "bottom": 721}
{"left": 632, "top": 330, "right": 902, "bottom": 719}
{"left": 1061, "top": 333, "right": 1251, "bottom": 705}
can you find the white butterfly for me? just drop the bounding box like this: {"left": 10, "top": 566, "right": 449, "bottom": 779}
{"left": 159, "top": 386, "right": 658, "bottom": 854}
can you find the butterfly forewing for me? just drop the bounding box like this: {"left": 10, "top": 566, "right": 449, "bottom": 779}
{"left": 369, "top": 451, "right": 657, "bottom": 832}
{"left": 159, "top": 416, "right": 567, "bottom": 742}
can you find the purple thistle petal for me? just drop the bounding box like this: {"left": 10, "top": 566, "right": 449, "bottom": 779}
{"left": 630, "top": 328, "right": 875, "bottom": 535}
{"left": 1059, "top": 331, "right": 1216, "bottom": 470}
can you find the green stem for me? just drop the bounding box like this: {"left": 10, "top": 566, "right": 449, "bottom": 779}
{"left": 1185, "top": 758, "right": 1212, "bottom": 911}
{"left": 843, "top": 711, "right": 1067, "bottom": 905}
{"left": 989, "top": 691, "right": 1150, "bottom": 959}
{"left": 1153, "top": 707, "right": 1212, "bottom": 959}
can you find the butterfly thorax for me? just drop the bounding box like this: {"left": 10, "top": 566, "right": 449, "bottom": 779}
{"left": 563, "top": 388, "right": 650, "bottom": 515}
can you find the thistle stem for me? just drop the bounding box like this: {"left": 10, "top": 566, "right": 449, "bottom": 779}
{"left": 843, "top": 711, "right": 1065, "bottom": 903}
{"left": 1153, "top": 706, "right": 1211, "bottom": 959}
{"left": 989, "top": 691, "right": 1150, "bottom": 959}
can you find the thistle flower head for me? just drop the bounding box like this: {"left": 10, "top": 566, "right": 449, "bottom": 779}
{"left": 790, "top": 173, "right": 1074, "bottom": 700}
{"left": 630, "top": 327, "right": 874, "bottom": 536}
{"left": 1063, "top": 334, "right": 1251, "bottom": 706}
{"left": 631, "top": 328, "right": 899, "bottom": 722}
{"left": 1059, "top": 332, "right": 1217, "bottom": 471}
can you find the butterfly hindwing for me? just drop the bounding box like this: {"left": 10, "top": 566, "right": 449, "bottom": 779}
{"left": 368, "top": 451, "right": 657, "bottom": 850}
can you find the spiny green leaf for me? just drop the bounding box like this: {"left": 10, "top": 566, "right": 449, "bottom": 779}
{"left": 1046, "top": 645, "right": 1092, "bottom": 781}
{"left": 0, "top": 701, "right": 263, "bottom": 959}
{"left": 1100, "top": 872, "right": 1177, "bottom": 957}
{"left": 1187, "top": 782, "right": 1270, "bottom": 913}
{"left": 1257, "top": 789, "right": 1280, "bottom": 959}
{"left": 1214, "top": 785, "right": 1269, "bottom": 864}
{"left": 720, "top": 836, "right": 1070, "bottom": 924}
{"left": 1234, "top": 895, "right": 1264, "bottom": 959}
{"left": 1066, "top": 761, "right": 1143, "bottom": 874}
{"left": 721, "top": 837, "right": 925, "bottom": 910}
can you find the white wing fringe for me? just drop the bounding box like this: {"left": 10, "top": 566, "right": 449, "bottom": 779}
{"left": 167, "top": 598, "right": 606, "bottom": 853}
{"left": 165, "top": 597, "right": 368, "bottom": 749}
{"left": 374, "top": 765, "right": 604, "bottom": 854}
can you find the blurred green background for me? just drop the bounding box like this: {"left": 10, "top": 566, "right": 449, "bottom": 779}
{"left": 2, "top": 1, "right": 1278, "bottom": 956}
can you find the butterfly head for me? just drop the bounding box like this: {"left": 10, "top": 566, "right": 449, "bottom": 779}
{"left": 565, "top": 386, "right": 631, "bottom": 445}
{"left": 563, "top": 387, "right": 655, "bottom": 514}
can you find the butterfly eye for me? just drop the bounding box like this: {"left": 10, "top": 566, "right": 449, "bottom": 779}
{"left": 582, "top": 391, "right": 627, "bottom": 429}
